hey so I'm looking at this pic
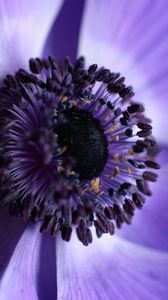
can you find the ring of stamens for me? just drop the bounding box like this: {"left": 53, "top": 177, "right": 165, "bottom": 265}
{"left": 0, "top": 56, "right": 160, "bottom": 246}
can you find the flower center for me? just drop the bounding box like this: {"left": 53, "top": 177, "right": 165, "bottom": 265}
{"left": 0, "top": 55, "right": 160, "bottom": 246}
{"left": 55, "top": 107, "right": 108, "bottom": 180}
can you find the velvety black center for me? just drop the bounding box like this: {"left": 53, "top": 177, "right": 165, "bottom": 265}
{"left": 55, "top": 107, "right": 108, "bottom": 180}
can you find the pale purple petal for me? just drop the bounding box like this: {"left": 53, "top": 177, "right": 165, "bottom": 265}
{"left": 0, "top": 224, "right": 42, "bottom": 300}
{"left": 0, "top": 0, "right": 63, "bottom": 77}
{"left": 56, "top": 234, "right": 168, "bottom": 300}
{"left": 0, "top": 210, "right": 57, "bottom": 299}
{"left": 118, "top": 147, "right": 168, "bottom": 251}
{"left": 78, "top": 0, "right": 168, "bottom": 143}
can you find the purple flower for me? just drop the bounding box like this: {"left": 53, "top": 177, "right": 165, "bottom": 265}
{"left": 0, "top": 1, "right": 168, "bottom": 299}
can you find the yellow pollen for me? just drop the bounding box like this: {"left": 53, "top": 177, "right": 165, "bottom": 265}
{"left": 121, "top": 156, "right": 127, "bottom": 162}
{"left": 128, "top": 150, "right": 135, "bottom": 155}
{"left": 91, "top": 177, "right": 100, "bottom": 193}
{"left": 57, "top": 166, "right": 65, "bottom": 173}
{"left": 113, "top": 166, "right": 120, "bottom": 177}
{"left": 85, "top": 98, "right": 91, "bottom": 103}
{"left": 113, "top": 153, "right": 119, "bottom": 162}
{"left": 126, "top": 166, "right": 132, "bottom": 174}
{"left": 109, "top": 125, "right": 117, "bottom": 133}
{"left": 60, "top": 146, "right": 67, "bottom": 154}
{"left": 61, "top": 96, "right": 68, "bottom": 102}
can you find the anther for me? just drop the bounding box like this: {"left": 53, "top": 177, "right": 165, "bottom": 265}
{"left": 132, "top": 193, "right": 145, "bottom": 208}
{"left": 123, "top": 199, "right": 135, "bottom": 216}
{"left": 107, "top": 101, "right": 114, "bottom": 110}
{"left": 125, "top": 128, "right": 133, "bottom": 136}
{"left": 108, "top": 188, "right": 114, "bottom": 197}
{"left": 127, "top": 104, "right": 144, "bottom": 113}
{"left": 104, "top": 206, "right": 115, "bottom": 220}
{"left": 143, "top": 171, "right": 158, "bottom": 182}
{"left": 120, "top": 117, "right": 128, "bottom": 126}
{"left": 137, "top": 130, "right": 152, "bottom": 137}
{"left": 145, "top": 160, "right": 160, "bottom": 169}
{"left": 136, "top": 179, "right": 152, "bottom": 196}
{"left": 61, "top": 225, "right": 72, "bottom": 242}
{"left": 137, "top": 123, "right": 152, "bottom": 130}
{"left": 127, "top": 159, "right": 145, "bottom": 169}
{"left": 88, "top": 64, "right": 98, "bottom": 74}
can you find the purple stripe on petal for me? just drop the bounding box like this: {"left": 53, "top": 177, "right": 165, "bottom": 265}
{"left": 37, "top": 234, "right": 57, "bottom": 300}
{"left": 43, "top": 0, "right": 85, "bottom": 62}
{"left": 0, "top": 0, "right": 63, "bottom": 77}
{"left": 56, "top": 234, "right": 168, "bottom": 300}
{"left": 0, "top": 208, "right": 26, "bottom": 279}
{"left": 0, "top": 224, "right": 42, "bottom": 300}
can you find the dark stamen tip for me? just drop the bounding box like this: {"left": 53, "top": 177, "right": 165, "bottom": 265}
{"left": 145, "top": 160, "right": 160, "bottom": 169}
{"left": 61, "top": 225, "right": 72, "bottom": 242}
{"left": 143, "top": 171, "right": 158, "bottom": 182}
{"left": 128, "top": 104, "right": 144, "bottom": 114}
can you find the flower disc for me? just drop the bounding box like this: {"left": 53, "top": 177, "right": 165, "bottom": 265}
{"left": 0, "top": 56, "right": 160, "bottom": 245}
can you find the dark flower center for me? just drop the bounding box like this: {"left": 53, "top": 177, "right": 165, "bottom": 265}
{"left": 55, "top": 107, "right": 108, "bottom": 180}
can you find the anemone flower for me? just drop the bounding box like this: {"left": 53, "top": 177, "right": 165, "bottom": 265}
{"left": 0, "top": 1, "right": 168, "bottom": 300}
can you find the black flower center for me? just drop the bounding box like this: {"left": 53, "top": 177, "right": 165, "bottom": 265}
{"left": 55, "top": 107, "right": 108, "bottom": 180}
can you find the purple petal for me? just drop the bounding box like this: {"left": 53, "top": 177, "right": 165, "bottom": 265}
{"left": 0, "top": 223, "right": 42, "bottom": 300}
{"left": 56, "top": 234, "right": 168, "bottom": 300}
{"left": 0, "top": 208, "right": 26, "bottom": 279}
{"left": 0, "top": 0, "right": 63, "bottom": 77}
{"left": 118, "top": 147, "right": 168, "bottom": 251}
{"left": 78, "top": 0, "right": 168, "bottom": 143}
{"left": 37, "top": 234, "right": 57, "bottom": 300}
{"left": 43, "top": 0, "right": 85, "bottom": 62}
